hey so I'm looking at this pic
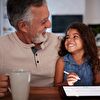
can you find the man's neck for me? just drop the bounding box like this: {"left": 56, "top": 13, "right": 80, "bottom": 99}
{"left": 34, "top": 42, "right": 43, "bottom": 49}
{"left": 16, "top": 31, "right": 32, "bottom": 44}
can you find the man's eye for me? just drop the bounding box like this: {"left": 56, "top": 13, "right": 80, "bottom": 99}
{"left": 41, "top": 19, "right": 48, "bottom": 25}
{"left": 41, "top": 21, "right": 46, "bottom": 25}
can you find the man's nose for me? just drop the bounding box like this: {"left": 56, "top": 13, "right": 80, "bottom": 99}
{"left": 45, "top": 20, "right": 51, "bottom": 28}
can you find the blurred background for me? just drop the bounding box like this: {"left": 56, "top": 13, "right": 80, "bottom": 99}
{"left": 0, "top": 0, "right": 100, "bottom": 47}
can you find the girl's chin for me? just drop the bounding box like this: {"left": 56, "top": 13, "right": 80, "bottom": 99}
{"left": 67, "top": 49, "right": 76, "bottom": 53}
{"left": 67, "top": 48, "right": 75, "bottom": 51}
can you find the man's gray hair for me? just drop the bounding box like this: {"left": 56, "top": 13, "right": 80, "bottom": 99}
{"left": 7, "top": 0, "right": 46, "bottom": 29}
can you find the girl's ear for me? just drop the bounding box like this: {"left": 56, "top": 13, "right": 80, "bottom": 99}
{"left": 17, "top": 21, "right": 29, "bottom": 33}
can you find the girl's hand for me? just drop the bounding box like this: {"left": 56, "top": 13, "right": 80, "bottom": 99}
{"left": 66, "top": 72, "right": 80, "bottom": 86}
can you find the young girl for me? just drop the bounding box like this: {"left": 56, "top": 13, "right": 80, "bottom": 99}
{"left": 54, "top": 22, "right": 100, "bottom": 86}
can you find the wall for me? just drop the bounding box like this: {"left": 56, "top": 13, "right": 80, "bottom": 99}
{"left": 47, "top": 0, "right": 85, "bottom": 33}
{"left": 0, "top": 0, "right": 15, "bottom": 36}
{"left": 47, "top": 0, "right": 85, "bottom": 14}
{"left": 84, "top": 0, "right": 100, "bottom": 24}
{"left": 0, "top": 0, "right": 100, "bottom": 35}
{"left": 0, "top": 0, "right": 4, "bottom": 35}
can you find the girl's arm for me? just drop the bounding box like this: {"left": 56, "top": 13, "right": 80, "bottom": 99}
{"left": 94, "top": 71, "right": 100, "bottom": 85}
{"left": 54, "top": 57, "right": 80, "bottom": 87}
{"left": 54, "top": 57, "right": 67, "bottom": 87}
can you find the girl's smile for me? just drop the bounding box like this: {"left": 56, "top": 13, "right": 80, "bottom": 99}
{"left": 65, "top": 28, "right": 84, "bottom": 54}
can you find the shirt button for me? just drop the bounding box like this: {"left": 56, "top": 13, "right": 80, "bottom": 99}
{"left": 35, "top": 53, "right": 37, "bottom": 56}
{"left": 37, "top": 61, "right": 39, "bottom": 63}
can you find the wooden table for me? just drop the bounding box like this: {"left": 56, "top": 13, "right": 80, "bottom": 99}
{"left": 1, "top": 87, "right": 100, "bottom": 100}
{"left": 29, "top": 87, "right": 62, "bottom": 100}
{"left": 0, "top": 87, "right": 63, "bottom": 100}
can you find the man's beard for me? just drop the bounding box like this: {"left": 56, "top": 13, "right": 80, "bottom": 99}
{"left": 32, "top": 32, "right": 48, "bottom": 44}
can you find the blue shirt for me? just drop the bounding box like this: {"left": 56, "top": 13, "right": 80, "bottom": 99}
{"left": 63, "top": 54, "right": 93, "bottom": 86}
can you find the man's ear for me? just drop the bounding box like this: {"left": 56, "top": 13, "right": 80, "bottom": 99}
{"left": 17, "top": 21, "right": 29, "bottom": 33}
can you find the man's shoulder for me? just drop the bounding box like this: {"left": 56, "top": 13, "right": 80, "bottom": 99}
{"left": 0, "top": 34, "right": 8, "bottom": 42}
{"left": 0, "top": 33, "right": 12, "bottom": 39}
{"left": 0, "top": 33, "right": 13, "bottom": 46}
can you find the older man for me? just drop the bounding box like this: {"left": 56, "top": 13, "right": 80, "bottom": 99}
{"left": 0, "top": 0, "right": 61, "bottom": 97}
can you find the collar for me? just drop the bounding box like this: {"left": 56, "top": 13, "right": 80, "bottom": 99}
{"left": 40, "top": 39, "right": 49, "bottom": 50}
{"left": 64, "top": 53, "right": 89, "bottom": 65}
{"left": 9, "top": 33, "right": 35, "bottom": 48}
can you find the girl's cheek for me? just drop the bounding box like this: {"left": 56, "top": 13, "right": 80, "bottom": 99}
{"left": 65, "top": 42, "right": 68, "bottom": 48}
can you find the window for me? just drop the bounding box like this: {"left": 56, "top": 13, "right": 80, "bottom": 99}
{"left": 52, "top": 15, "right": 83, "bottom": 34}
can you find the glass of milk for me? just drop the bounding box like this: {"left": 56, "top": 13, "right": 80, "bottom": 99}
{"left": 9, "top": 69, "right": 31, "bottom": 100}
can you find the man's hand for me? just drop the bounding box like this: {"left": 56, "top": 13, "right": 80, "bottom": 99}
{"left": 0, "top": 75, "right": 8, "bottom": 97}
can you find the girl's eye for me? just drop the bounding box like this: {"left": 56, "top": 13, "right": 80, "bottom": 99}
{"left": 66, "top": 36, "right": 69, "bottom": 39}
{"left": 74, "top": 35, "right": 79, "bottom": 38}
